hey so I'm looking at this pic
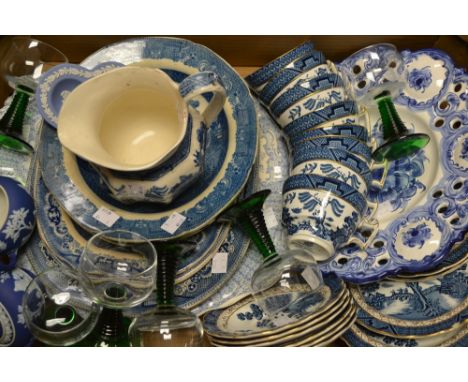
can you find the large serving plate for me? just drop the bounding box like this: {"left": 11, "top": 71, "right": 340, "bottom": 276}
{"left": 38, "top": 37, "right": 258, "bottom": 240}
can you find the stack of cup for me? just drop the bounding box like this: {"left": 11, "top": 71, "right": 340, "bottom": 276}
{"left": 246, "top": 41, "right": 386, "bottom": 263}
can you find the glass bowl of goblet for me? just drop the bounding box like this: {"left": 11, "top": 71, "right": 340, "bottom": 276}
{"left": 78, "top": 230, "right": 157, "bottom": 309}
{"left": 338, "top": 43, "right": 430, "bottom": 162}
{"left": 129, "top": 246, "right": 204, "bottom": 347}
{"left": 0, "top": 37, "right": 68, "bottom": 154}
{"left": 22, "top": 268, "right": 102, "bottom": 346}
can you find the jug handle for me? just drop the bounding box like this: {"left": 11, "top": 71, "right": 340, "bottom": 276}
{"left": 179, "top": 71, "right": 227, "bottom": 127}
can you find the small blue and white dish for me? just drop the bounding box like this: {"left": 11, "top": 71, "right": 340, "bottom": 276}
{"left": 292, "top": 136, "right": 373, "bottom": 164}
{"left": 282, "top": 174, "right": 376, "bottom": 261}
{"left": 343, "top": 323, "right": 468, "bottom": 347}
{"left": 245, "top": 41, "right": 316, "bottom": 91}
{"left": 202, "top": 274, "right": 343, "bottom": 338}
{"left": 35, "top": 61, "right": 125, "bottom": 128}
{"left": 350, "top": 261, "right": 468, "bottom": 337}
{"left": 270, "top": 72, "right": 345, "bottom": 118}
{"left": 0, "top": 176, "right": 36, "bottom": 271}
{"left": 288, "top": 124, "right": 369, "bottom": 145}
{"left": 290, "top": 147, "right": 376, "bottom": 195}
{"left": 283, "top": 100, "right": 358, "bottom": 137}
{"left": 258, "top": 50, "right": 326, "bottom": 105}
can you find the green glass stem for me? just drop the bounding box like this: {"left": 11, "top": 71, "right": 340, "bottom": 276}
{"left": 82, "top": 307, "right": 130, "bottom": 347}
{"left": 155, "top": 247, "right": 179, "bottom": 307}
{"left": 372, "top": 90, "right": 430, "bottom": 162}
{"left": 0, "top": 85, "right": 33, "bottom": 154}
{"left": 221, "top": 190, "right": 278, "bottom": 262}
{"left": 376, "top": 91, "right": 409, "bottom": 141}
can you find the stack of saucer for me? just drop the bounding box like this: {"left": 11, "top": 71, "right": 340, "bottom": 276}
{"left": 202, "top": 274, "right": 356, "bottom": 346}
{"left": 246, "top": 41, "right": 382, "bottom": 264}
{"left": 342, "top": 255, "right": 468, "bottom": 347}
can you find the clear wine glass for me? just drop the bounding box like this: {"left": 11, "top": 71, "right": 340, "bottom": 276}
{"left": 0, "top": 37, "right": 68, "bottom": 154}
{"left": 220, "top": 190, "right": 324, "bottom": 316}
{"left": 339, "top": 43, "right": 430, "bottom": 162}
{"left": 22, "top": 268, "right": 102, "bottom": 346}
{"left": 129, "top": 245, "right": 204, "bottom": 347}
{"left": 78, "top": 229, "right": 157, "bottom": 309}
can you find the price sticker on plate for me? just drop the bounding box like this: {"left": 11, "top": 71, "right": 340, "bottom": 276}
{"left": 273, "top": 166, "right": 283, "bottom": 179}
{"left": 301, "top": 266, "right": 322, "bottom": 290}
{"left": 211, "top": 252, "right": 228, "bottom": 274}
{"left": 161, "top": 212, "right": 187, "bottom": 234}
{"left": 93, "top": 207, "right": 120, "bottom": 228}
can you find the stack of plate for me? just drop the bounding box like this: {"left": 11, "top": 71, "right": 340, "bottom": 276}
{"left": 342, "top": 250, "right": 468, "bottom": 347}
{"left": 202, "top": 275, "right": 356, "bottom": 346}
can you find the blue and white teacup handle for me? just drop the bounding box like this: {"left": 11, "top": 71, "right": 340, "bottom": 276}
{"left": 179, "top": 71, "right": 227, "bottom": 127}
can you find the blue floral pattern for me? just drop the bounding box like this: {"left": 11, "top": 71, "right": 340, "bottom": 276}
{"left": 402, "top": 223, "right": 432, "bottom": 248}
{"left": 408, "top": 66, "right": 432, "bottom": 93}
{"left": 369, "top": 147, "right": 428, "bottom": 211}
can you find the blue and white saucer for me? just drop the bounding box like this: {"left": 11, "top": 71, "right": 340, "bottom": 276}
{"left": 342, "top": 322, "right": 468, "bottom": 347}
{"left": 38, "top": 37, "right": 258, "bottom": 241}
{"left": 350, "top": 261, "right": 468, "bottom": 337}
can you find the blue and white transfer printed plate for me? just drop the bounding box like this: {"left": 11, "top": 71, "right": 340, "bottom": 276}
{"left": 342, "top": 322, "right": 468, "bottom": 347}
{"left": 203, "top": 274, "right": 344, "bottom": 339}
{"left": 350, "top": 261, "right": 468, "bottom": 337}
{"left": 318, "top": 48, "right": 467, "bottom": 282}
{"left": 38, "top": 37, "right": 258, "bottom": 240}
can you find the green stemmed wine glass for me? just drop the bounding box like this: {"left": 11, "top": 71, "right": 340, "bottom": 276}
{"left": 220, "top": 189, "right": 324, "bottom": 316}
{"left": 0, "top": 37, "right": 68, "bottom": 154}
{"left": 339, "top": 43, "right": 430, "bottom": 162}
{"left": 129, "top": 245, "right": 204, "bottom": 347}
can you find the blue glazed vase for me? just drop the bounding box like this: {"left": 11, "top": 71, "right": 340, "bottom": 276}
{"left": 0, "top": 176, "right": 36, "bottom": 271}
{"left": 0, "top": 267, "right": 34, "bottom": 346}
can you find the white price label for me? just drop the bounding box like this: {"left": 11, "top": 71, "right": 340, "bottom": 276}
{"left": 93, "top": 207, "right": 120, "bottom": 227}
{"left": 264, "top": 207, "right": 278, "bottom": 229}
{"left": 211, "top": 252, "right": 228, "bottom": 274}
{"left": 161, "top": 212, "right": 187, "bottom": 234}
{"left": 301, "top": 266, "right": 322, "bottom": 290}
{"left": 273, "top": 166, "right": 283, "bottom": 179}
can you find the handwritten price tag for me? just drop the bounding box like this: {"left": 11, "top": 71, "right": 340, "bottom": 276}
{"left": 161, "top": 212, "right": 187, "bottom": 234}
{"left": 211, "top": 252, "right": 228, "bottom": 274}
{"left": 93, "top": 207, "right": 120, "bottom": 228}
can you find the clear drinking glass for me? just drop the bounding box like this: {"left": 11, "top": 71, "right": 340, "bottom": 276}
{"left": 220, "top": 190, "right": 324, "bottom": 316}
{"left": 78, "top": 230, "right": 157, "bottom": 309}
{"left": 339, "top": 43, "right": 430, "bottom": 162}
{"left": 22, "top": 269, "right": 102, "bottom": 346}
{"left": 0, "top": 37, "right": 68, "bottom": 153}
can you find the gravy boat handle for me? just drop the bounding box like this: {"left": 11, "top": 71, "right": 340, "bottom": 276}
{"left": 179, "top": 71, "right": 227, "bottom": 127}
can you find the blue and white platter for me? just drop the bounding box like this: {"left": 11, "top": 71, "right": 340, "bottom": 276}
{"left": 320, "top": 48, "right": 468, "bottom": 282}
{"left": 38, "top": 37, "right": 258, "bottom": 240}
{"left": 350, "top": 261, "right": 468, "bottom": 337}
{"left": 342, "top": 322, "right": 468, "bottom": 347}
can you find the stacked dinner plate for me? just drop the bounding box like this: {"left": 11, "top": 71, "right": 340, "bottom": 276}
{"left": 202, "top": 274, "right": 356, "bottom": 346}
{"left": 342, "top": 242, "right": 468, "bottom": 347}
